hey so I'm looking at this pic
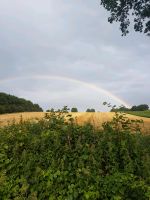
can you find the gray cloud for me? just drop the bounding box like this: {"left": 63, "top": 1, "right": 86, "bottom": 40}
{"left": 0, "top": 0, "right": 149, "bottom": 111}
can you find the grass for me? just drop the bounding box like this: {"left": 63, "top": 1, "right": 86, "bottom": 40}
{"left": 125, "top": 110, "right": 150, "bottom": 118}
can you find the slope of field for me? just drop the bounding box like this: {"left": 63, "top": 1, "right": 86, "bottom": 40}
{"left": 125, "top": 110, "right": 150, "bottom": 118}
{"left": 0, "top": 112, "right": 150, "bottom": 134}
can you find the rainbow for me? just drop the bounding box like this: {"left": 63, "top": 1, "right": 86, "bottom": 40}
{"left": 0, "top": 75, "right": 130, "bottom": 108}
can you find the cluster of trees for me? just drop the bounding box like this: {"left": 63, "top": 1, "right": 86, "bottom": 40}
{"left": 71, "top": 107, "right": 78, "bottom": 112}
{"left": 111, "top": 104, "right": 149, "bottom": 112}
{"left": 71, "top": 108, "right": 96, "bottom": 112}
{"left": 131, "top": 104, "right": 149, "bottom": 111}
{"left": 86, "top": 108, "right": 95, "bottom": 112}
{"left": 0, "top": 92, "right": 43, "bottom": 114}
{"left": 46, "top": 107, "right": 96, "bottom": 112}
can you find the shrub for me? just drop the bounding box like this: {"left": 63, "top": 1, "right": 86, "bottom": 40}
{"left": 0, "top": 110, "right": 150, "bottom": 199}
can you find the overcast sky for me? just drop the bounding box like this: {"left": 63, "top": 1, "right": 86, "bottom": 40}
{"left": 0, "top": 0, "right": 149, "bottom": 111}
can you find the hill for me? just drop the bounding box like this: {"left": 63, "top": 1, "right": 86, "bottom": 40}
{"left": 0, "top": 92, "right": 43, "bottom": 114}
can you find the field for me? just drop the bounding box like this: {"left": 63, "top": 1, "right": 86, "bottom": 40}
{"left": 125, "top": 110, "right": 150, "bottom": 118}
{"left": 0, "top": 111, "right": 150, "bottom": 134}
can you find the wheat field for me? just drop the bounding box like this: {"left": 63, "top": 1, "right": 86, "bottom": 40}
{"left": 0, "top": 112, "right": 150, "bottom": 134}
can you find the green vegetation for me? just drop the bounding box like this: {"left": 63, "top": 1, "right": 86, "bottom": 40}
{"left": 100, "top": 0, "right": 150, "bottom": 36}
{"left": 0, "top": 92, "right": 43, "bottom": 114}
{"left": 110, "top": 103, "right": 150, "bottom": 118}
{"left": 126, "top": 110, "right": 150, "bottom": 118}
{"left": 46, "top": 108, "right": 55, "bottom": 112}
{"left": 111, "top": 104, "right": 149, "bottom": 112}
{"left": 86, "top": 108, "right": 95, "bottom": 112}
{"left": 0, "top": 108, "right": 150, "bottom": 199}
{"left": 71, "top": 107, "right": 78, "bottom": 112}
{"left": 131, "top": 104, "right": 149, "bottom": 111}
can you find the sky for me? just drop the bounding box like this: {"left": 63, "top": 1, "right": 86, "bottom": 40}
{"left": 0, "top": 0, "right": 149, "bottom": 111}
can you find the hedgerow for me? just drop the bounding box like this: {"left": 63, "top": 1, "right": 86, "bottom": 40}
{"left": 0, "top": 108, "right": 150, "bottom": 199}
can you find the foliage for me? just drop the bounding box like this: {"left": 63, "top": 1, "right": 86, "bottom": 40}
{"left": 100, "top": 0, "right": 150, "bottom": 35}
{"left": 0, "top": 108, "right": 150, "bottom": 199}
{"left": 86, "top": 108, "right": 95, "bottom": 112}
{"left": 110, "top": 103, "right": 150, "bottom": 118}
{"left": 71, "top": 107, "right": 78, "bottom": 112}
{"left": 0, "top": 92, "right": 43, "bottom": 114}
{"left": 131, "top": 104, "right": 149, "bottom": 111}
{"left": 46, "top": 108, "right": 55, "bottom": 112}
{"left": 111, "top": 104, "right": 149, "bottom": 112}
{"left": 111, "top": 106, "right": 129, "bottom": 112}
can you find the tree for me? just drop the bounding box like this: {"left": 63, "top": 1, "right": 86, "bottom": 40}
{"left": 90, "top": 108, "right": 95, "bottom": 112}
{"left": 46, "top": 108, "right": 55, "bottom": 112}
{"left": 137, "top": 104, "right": 149, "bottom": 111}
{"left": 86, "top": 108, "right": 95, "bottom": 112}
{"left": 131, "top": 104, "right": 149, "bottom": 111}
{"left": 100, "top": 0, "right": 150, "bottom": 35}
{"left": 111, "top": 106, "right": 129, "bottom": 112}
{"left": 71, "top": 107, "right": 78, "bottom": 112}
{"left": 0, "top": 92, "right": 43, "bottom": 114}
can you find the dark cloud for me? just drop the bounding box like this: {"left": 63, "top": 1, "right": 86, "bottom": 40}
{"left": 0, "top": 0, "right": 149, "bottom": 111}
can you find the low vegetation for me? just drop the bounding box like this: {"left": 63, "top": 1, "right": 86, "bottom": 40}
{"left": 126, "top": 110, "right": 150, "bottom": 118}
{"left": 0, "top": 108, "right": 150, "bottom": 199}
{"left": 110, "top": 104, "right": 150, "bottom": 118}
{"left": 0, "top": 93, "right": 43, "bottom": 114}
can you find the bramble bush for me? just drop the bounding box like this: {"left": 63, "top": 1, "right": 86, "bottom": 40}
{"left": 0, "top": 107, "right": 150, "bottom": 199}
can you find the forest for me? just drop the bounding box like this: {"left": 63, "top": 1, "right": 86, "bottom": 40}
{"left": 0, "top": 93, "right": 43, "bottom": 114}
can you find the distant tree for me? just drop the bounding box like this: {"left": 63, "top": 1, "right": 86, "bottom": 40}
{"left": 131, "top": 104, "right": 149, "bottom": 111}
{"left": 71, "top": 107, "right": 78, "bottom": 112}
{"left": 100, "top": 0, "right": 150, "bottom": 36}
{"left": 0, "top": 92, "right": 43, "bottom": 114}
{"left": 111, "top": 104, "right": 149, "bottom": 112}
{"left": 111, "top": 106, "right": 129, "bottom": 112}
{"left": 46, "top": 108, "right": 55, "bottom": 112}
{"left": 86, "top": 108, "right": 95, "bottom": 112}
{"left": 62, "top": 106, "right": 70, "bottom": 113}
{"left": 138, "top": 104, "right": 149, "bottom": 111}
{"left": 90, "top": 108, "right": 95, "bottom": 112}
{"left": 131, "top": 106, "right": 138, "bottom": 111}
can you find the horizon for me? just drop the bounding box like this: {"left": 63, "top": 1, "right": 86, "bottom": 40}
{"left": 0, "top": 91, "right": 149, "bottom": 113}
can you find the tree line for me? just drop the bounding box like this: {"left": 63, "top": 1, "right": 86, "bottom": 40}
{"left": 46, "top": 107, "right": 96, "bottom": 113}
{"left": 0, "top": 92, "right": 43, "bottom": 114}
{"left": 111, "top": 104, "right": 149, "bottom": 112}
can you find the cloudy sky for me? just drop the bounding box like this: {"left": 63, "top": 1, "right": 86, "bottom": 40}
{"left": 0, "top": 0, "right": 149, "bottom": 111}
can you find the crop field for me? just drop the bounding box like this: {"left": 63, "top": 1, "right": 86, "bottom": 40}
{"left": 0, "top": 111, "right": 150, "bottom": 134}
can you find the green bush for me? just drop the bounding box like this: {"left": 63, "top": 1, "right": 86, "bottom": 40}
{"left": 0, "top": 109, "right": 150, "bottom": 199}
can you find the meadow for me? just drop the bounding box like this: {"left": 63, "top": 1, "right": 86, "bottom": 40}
{"left": 125, "top": 110, "right": 150, "bottom": 118}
